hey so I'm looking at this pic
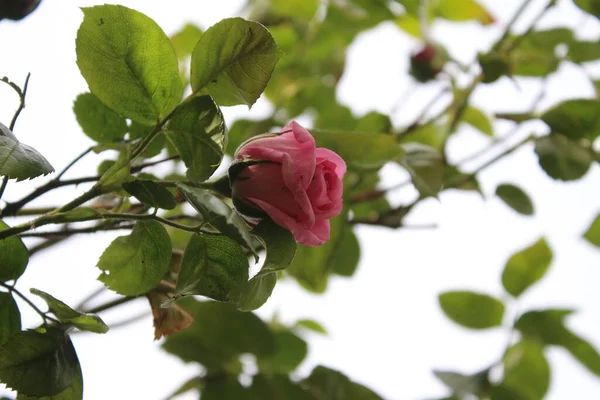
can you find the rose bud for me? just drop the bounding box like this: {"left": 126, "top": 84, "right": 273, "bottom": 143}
{"left": 410, "top": 43, "right": 445, "bottom": 83}
{"left": 0, "top": 0, "right": 41, "bottom": 21}
{"left": 230, "top": 121, "right": 346, "bottom": 247}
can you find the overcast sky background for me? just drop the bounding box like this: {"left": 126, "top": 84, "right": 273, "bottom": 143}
{"left": 1, "top": 0, "right": 600, "bottom": 399}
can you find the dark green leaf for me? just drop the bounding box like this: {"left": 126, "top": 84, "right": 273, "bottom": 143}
{"left": 0, "top": 122, "right": 54, "bottom": 181}
{"left": 122, "top": 179, "right": 177, "bottom": 210}
{"left": 438, "top": 291, "right": 504, "bottom": 329}
{"left": 0, "top": 293, "right": 20, "bottom": 346}
{"left": 164, "top": 376, "right": 202, "bottom": 400}
{"left": 129, "top": 121, "right": 165, "bottom": 158}
{"left": 165, "top": 96, "right": 226, "bottom": 182}
{"left": 400, "top": 143, "right": 443, "bottom": 197}
{"left": 495, "top": 183, "right": 534, "bottom": 216}
{"left": 29, "top": 288, "right": 108, "bottom": 334}
{"left": 303, "top": 365, "right": 384, "bottom": 400}
{"left": 228, "top": 219, "right": 296, "bottom": 311}
{"left": 72, "top": 92, "right": 128, "bottom": 143}
{"left": 534, "top": 133, "right": 593, "bottom": 181}
{"left": 250, "top": 374, "right": 313, "bottom": 400}
{"left": 583, "top": 213, "right": 600, "bottom": 247}
{"left": 202, "top": 376, "right": 259, "bottom": 400}
{"left": 574, "top": 0, "right": 600, "bottom": 18}
{"left": 96, "top": 220, "right": 172, "bottom": 295}
{"left": 190, "top": 17, "right": 281, "bottom": 107}
{"left": 295, "top": 319, "right": 328, "bottom": 335}
{"left": 0, "top": 328, "right": 79, "bottom": 397}
{"left": 541, "top": 99, "right": 600, "bottom": 140}
{"left": 170, "top": 23, "right": 203, "bottom": 59}
{"left": 258, "top": 330, "right": 308, "bottom": 373}
{"left": 433, "top": 369, "right": 491, "bottom": 397}
{"left": 516, "top": 309, "right": 600, "bottom": 376}
{"left": 493, "top": 339, "right": 550, "bottom": 400}
{"left": 331, "top": 228, "right": 360, "bottom": 277}
{"left": 162, "top": 299, "right": 275, "bottom": 369}
{"left": 311, "top": 129, "right": 403, "bottom": 170}
{"left": 17, "top": 364, "right": 83, "bottom": 400}
{"left": 463, "top": 106, "right": 494, "bottom": 136}
{"left": 176, "top": 183, "right": 257, "bottom": 255}
{"left": 568, "top": 40, "right": 600, "bottom": 63}
{"left": 0, "top": 220, "right": 29, "bottom": 282}
{"left": 76, "top": 5, "right": 182, "bottom": 124}
{"left": 502, "top": 238, "right": 552, "bottom": 297}
{"left": 174, "top": 234, "right": 249, "bottom": 302}
{"left": 511, "top": 28, "right": 573, "bottom": 77}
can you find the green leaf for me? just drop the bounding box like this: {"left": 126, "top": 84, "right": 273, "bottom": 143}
{"left": 502, "top": 238, "right": 552, "bottom": 298}
{"left": 97, "top": 146, "right": 132, "bottom": 189}
{"left": 434, "top": 370, "right": 491, "bottom": 398}
{"left": 574, "top": 0, "right": 600, "bottom": 18}
{"left": 96, "top": 220, "right": 172, "bottom": 295}
{"left": 516, "top": 309, "right": 600, "bottom": 376}
{"left": 510, "top": 28, "right": 573, "bottom": 77}
{"left": 190, "top": 17, "right": 281, "bottom": 107}
{"left": 251, "top": 374, "right": 313, "bottom": 400}
{"left": 162, "top": 299, "right": 275, "bottom": 369}
{"left": 72, "top": 92, "right": 128, "bottom": 143}
{"left": 122, "top": 179, "right": 177, "bottom": 210}
{"left": 463, "top": 106, "right": 494, "bottom": 136}
{"left": 176, "top": 183, "right": 257, "bottom": 255}
{"left": 29, "top": 288, "right": 108, "bottom": 334}
{"left": 493, "top": 340, "right": 550, "bottom": 400}
{"left": 202, "top": 376, "right": 258, "bottom": 400}
{"left": 0, "top": 328, "right": 80, "bottom": 397}
{"left": 583, "top": 213, "right": 600, "bottom": 248}
{"left": 170, "top": 23, "right": 203, "bottom": 59}
{"left": 438, "top": 291, "right": 504, "bottom": 330}
{"left": 17, "top": 364, "right": 83, "bottom": 400}
{"left": 129, "top": 121, "right": 165, "bottom": 158}
{"left": 269, "top": 0, "right": 319, "bottom": 21}
{"left": 0, "top": 293, "right": 20, "bottom": 346}
{"left": 495, "top": 183, "right": 534, "bottom": 216}
{"left": 401, "top": 122, "right": 448, "bottom": 153}
{"left": 541, "top": 99, "right": 600, "bottom": 140}
{"left": 0, "top": 220, "right": 29, "bottom": 282}
{"left": 0, "top": 122, "right": 54, "bottom": 181}
{"left": 568, "top": 40, "right": 600, "bottom": 63}
{"left": 534, "top": 133, "right": 593, "bottom": 181}
{"left": 303, "top": 365, "right": 384, "bottom": 400}
{"left": 311, "top": 129, "right": 403, "bottom": 170}
{"left": 174, "top": 234, "right": 249, "bottom": 302}
{"left": 258, "top": 330, "right": 308, "bottom": 373}
{"left": 400, "top": 143, "right": 443, "bottom": 197}
{"left": 228, "top": 219, "right": 296, "bottom": 311}
{"left": 331, "top": 228, "right": 360, "bottom": 277}
{"left": 76, "top": 5, "right": 182, "bottom": 124}
{"left": 295, "top": 319, "right": 328, "bottom": 335}
{"left": 165, "top": 96, "right": 226, "bottom": 182}
{"left": 435, "top": 0, "right": 495, "bottom": 24}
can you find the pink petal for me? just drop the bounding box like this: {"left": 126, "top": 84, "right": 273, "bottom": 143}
{"left": 294, "top": 219, "right": 331, "bottom": 246}
{"left": 315, "top": 147, "right": 346, "bottom": 178}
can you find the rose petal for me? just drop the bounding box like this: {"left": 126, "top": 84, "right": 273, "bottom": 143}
{"left": 315, "top": 147, "right": 346, "bottom": 179}
{"left": 294, "top": 219, "right": 330, "bottom": 246}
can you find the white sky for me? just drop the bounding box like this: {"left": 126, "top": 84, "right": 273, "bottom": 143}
{"left": 1, "top": 0, "right": 600, "bottom": 399}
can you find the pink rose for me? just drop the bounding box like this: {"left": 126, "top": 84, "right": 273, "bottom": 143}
{"left": 231, "top": 121, "right": 346, "bottom": 246}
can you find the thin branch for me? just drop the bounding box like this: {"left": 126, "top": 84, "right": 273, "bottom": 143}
{"left": 0, "top": 281, "right": 60, "bottom": 325}
{"left": 8, "top": 73, "right": 31, "bottom": 131}
{"left": 55, "top": 147, "right": 93, "bottom": 180}
{"left": 84, "top": 296, "right": 138, "bottom": 314}
{"left": 493, "top": 0, "right": 536, "bottom": 51}
{"left": 131, "top": 155, "right": 180, "bottom": 173}
{"left": 0, "top": 177, "right": 8, "bottom": 201}
{"left": 75, "top": 286, "right": 107, "bottom": 311}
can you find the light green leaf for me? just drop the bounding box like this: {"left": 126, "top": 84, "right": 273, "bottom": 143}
{"left": 502, "top": 238, "right": 552, "bottom": 298}
{"left": 0, "top": 293, "right": 20, "bottom": 346}
{"left": 574, "top": 0, "right": 600, "bottom": 18}
{"left": 568, "top": 40, "right": 600, "bottom": 63}
{"left": 463, "top": 106, "right": 494, "bottom": 136}
{"left": 228, "top": 219, "right": 296, "bottom": 311}
{"left": 435, "top": 0, "right": 495, "bottom": 24}
{"left": 170, "top": 23, "right": 203, "bottom": 59}
{"left": 534, "top": 133, "right": 593, "bottom": 181}
{"left": 258, "top": 330, "right": 308, "bottom": 373}
{"left": 331, "top": 228, "right": 360, "bottom": 277}
{"left": 295, "top": 319, "right": 328, "bottom": 335}
{"left": 122, "top": 179, "right": 177, "bottom": 210}
{"left": 434, "top": 370, "right": 491, "bottom": 398}
{"left": 162, "top": 299, "right": 275, "bottom": 369}
{"left": 29, "top": 288, "right": 108, "bottom": 334}
{"left": 270, "top": 0, "right": 319, "bottom": 21}
{"left": 190, "top": 17, "right": 281, "bottom": 107}
{"left": 0, "top": 220, "right": 29, "bottom": 282}
{"left": 312, "top": 129, "right": 404, "bottom": 170}
{"left": 0, "top": 328, "right": 79, "bottom": 397}
{"left": 439, "top": 291, "right": 504, "bottom": 330}
{"left": 541, "top": 98, "right": 600, "bottom": 140}
{"left": 0, "top": 122, "right": 54, "bottom": 181}
{"left": 495, "top": 183, "right": 534, "bottom": 216}
{"left": 96, "top": 220, "right": 172, "bottom": 295}
{"left": 97, "top": 146, "right": 133, "bottom": 189}
{"left": 176, "top": 183, "right": 257, "bottom": 255}
{"left": 401, "top": 122, "right": 448, "bottom": 153}
{"left": 400, "top": 143, "right": 443, "bottom": 197}
{"left": 303, "top": 365, "right": 384, "bottom": 400}
{"left": 174, "top": 234, "right": 249, "bottom": 302}
{"left": 395, "top": 14, "right": 422, "bottom": 38}
{"left": 165, "top": 96, "right": 226, "bottom": 182}
{"left": 76, "top": 5, "right": 182, "bottom": 124}
{"left": 72, "top": 92, "right": 128, "bottom": 143}
{"left": 583, "top": 213, "right": 600, "bottom": 248}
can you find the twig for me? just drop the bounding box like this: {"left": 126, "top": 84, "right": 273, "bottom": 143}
{"left": 7, "top": 73, "right": 31, "bottom": 131}
{"left": 131, "top": 155, "right": 180, "bottom": 173}
{"left": 84, "top": 296, "right": 138, "bottom": 314}
{"left": 0, "top": 177, "right": 8, "bottom": 201}
{"left": 75, "top": 286, "right": 107, "bottom": 311}
{"left": 55, "top": 147, "right": 93, "bottom": 180}
{"left": 0, "top": 281, "right": 60, "bottom": 325}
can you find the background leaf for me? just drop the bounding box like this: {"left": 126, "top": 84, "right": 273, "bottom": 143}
{"left": 583, "top": 213, "right": 600, "bottom": 248}
{"left": 400, "top": 143, "right": 443, "bottom": 197}
{"left": 502, "top": 238, "right": 552, "bottom": 297}
{"left": 72, "top": 92, "right": 128, "bottom": 143}
{"left": 0, "top": 293, "right": 20, "bottom": 346}
{"left": 534, "top": 133, "right": 593, "bottom": 181}
{"left": 76, "top": 5, "right": 182, "bottom": 124}
{"left": 541, "top": 99, "right": 600, "bottom": 140}
{"left": 0, "top": 220, "right": 29, "bottom": 282}
{"left": 303, "top": 365, "right": 384, "bottom": 400}
{"left": 258, "top": 330, "right": 308, "bottom": 373}
{"left": 438, "top": 291, "right": 505, "bottom": 329}
{"left": 97, "top": 220, "right": 172, "bottom": 295}
{"left": 495, "top": 183, "right": 534, "bottom": 216}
